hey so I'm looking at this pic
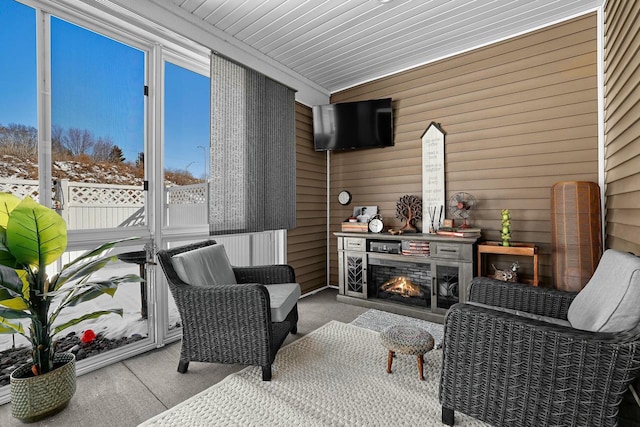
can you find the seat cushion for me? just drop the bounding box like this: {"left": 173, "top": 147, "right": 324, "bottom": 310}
{"left": 264, "top": 282, "right": 300, "bottom": 322}
{"left": 171, "top": 244, "right": 237, "bottom": 287}
{"left": 567, "top": 249, "right": 640, "bottom": 333}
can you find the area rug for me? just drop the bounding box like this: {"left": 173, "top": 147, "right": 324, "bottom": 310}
{"left": 139, "top": 321, "right": 487, "bottom": 426}
{"left": 349, "top": 308, "right": 445, "bottom": 348}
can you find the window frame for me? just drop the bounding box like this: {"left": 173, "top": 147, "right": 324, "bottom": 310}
{"left": 0, "top": 0, "right": 212, "bottom": 406}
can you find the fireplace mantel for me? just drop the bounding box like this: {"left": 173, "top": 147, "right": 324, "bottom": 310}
{"left": 335, "top": 232, "right": 478, "bottom": 323}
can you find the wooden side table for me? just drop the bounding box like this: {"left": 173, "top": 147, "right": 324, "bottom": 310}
{"left": 477, "top": 242, "right": 539, "bottom": 286}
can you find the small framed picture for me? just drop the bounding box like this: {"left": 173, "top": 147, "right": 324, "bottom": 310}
{"left": 353, "top": 206, "right": 378, "bottom": 223}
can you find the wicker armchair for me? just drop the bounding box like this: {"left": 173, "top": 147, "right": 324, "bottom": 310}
{"left": 440, "top": 253, "right": 640, "bottom": 427}
{"left": 157, "top": 240, "right": 299, "bottom": 381}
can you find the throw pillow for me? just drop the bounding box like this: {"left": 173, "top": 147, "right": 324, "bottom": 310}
{"left": 171, "top": 243, "right": 237, "bottom": 287}
{"left": 567, "top": 249, "right": 640, "bottom": 333}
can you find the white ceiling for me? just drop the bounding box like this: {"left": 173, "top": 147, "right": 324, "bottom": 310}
{"left": 165, "top": 0, "right": 601, "bottom": 94}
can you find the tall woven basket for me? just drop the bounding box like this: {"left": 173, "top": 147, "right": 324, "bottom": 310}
{"left": 10, "top": 352, "right": 76, "bottom": 422}
{"left": 550, "top": 181, "right": 602, "bottom": 292}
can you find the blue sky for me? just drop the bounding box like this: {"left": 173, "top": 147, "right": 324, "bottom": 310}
{"left": 0, "top": 1, "right": 210, "bottom": 178}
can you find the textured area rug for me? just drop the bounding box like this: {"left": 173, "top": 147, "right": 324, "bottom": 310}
{"left": 139, "top": 321, "right": 487, "bottom": 427}
{"left": 350, "top": 308, "right": 445, "bottom": 348}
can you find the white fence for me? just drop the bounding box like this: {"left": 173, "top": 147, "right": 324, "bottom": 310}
{"left": 0, "top": 178, "right": 279, "bottom": 265}
{"left": 166, "top": 182, "right": 208, "bottom": 226}
{"left": 0, "top": 178, "right": 207, "bottom": 229}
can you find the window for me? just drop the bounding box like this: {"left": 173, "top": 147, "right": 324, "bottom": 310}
{"left": 163, "top": 60, "right": 210, "bottom": 227}
{"left": 163, "top": 59, "right": 210, "bottom": 332}
{"left": 0, "top": 4, "right": 154, "bottom": 397}
{"left": 51, "top": 17, "right": 146, "bottom": 230}
{"left": 0, "top": 1, "right": 37, "bottom": 193}
{"left": 0, "top": 0, "right": 223, "bottom": 402}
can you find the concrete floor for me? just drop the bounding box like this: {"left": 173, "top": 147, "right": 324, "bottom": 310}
{"left": 0, "top": 288, "right": 367, "bottom": 427}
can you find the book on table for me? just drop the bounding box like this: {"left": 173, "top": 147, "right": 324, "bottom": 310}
{"left": 435, "top": 227, "right": 481, "bottom": 237}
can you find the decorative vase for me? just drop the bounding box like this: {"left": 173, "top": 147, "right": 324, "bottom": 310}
{"left": 501, "top": 209, "right": 511, "bottom": 246}
{"left": 10, "top": 353, "right": 76, "bottom": 422}
{"left": 550, "top": 181, "right": 602, "bottom": 292}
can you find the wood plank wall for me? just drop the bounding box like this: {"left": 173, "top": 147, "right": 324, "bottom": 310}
{"left": 288, "top": 102, "right": 327, "bottom": 293}
{"left": 328, "top": 14, "right": 598, "bottom": 287}
{"left": 604, "top": 0, "right": 640, "bottom": 255}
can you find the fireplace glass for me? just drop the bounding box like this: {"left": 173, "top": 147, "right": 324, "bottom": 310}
{"left": 434, "top": 264, "right": 459, "bottom": 309}
{"left": 367, "top": 257, "right": 432, "bottom": 308}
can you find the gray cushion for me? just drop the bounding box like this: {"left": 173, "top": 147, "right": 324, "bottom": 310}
{"left": 171, "top": 244, "right": 237, "bottom": 287}
{"left": 264, "top": 282, "right": 300, "bottom": 322}
{"left": 467, "top": 301, "right": 572, "bottom": 328}
{"left": 567, "top": 249, "right": 640, "bottom": 333}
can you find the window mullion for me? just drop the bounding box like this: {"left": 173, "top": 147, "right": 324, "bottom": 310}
{"left": 36, "top": 8, "right": 52, "bottom": 207}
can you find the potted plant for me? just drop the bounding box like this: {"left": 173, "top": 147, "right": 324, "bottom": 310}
{"left": 0, "top": 193, "right": 142, "bottom": 421}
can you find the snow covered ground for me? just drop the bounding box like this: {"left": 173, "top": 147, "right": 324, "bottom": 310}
{"left": 0, "top": 260, "right": 180, "bottom": 352}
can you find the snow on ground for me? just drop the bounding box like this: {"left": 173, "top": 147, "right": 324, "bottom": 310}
{"left": 0, "top": 261, "right": 181, "bottom": 352}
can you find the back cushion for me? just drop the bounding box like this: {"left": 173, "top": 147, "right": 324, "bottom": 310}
{"left": 567, "top": 249, "right": 640, "bottom": 332}
{"left": 171, "top": 244, "right": 237, "bottom": 287}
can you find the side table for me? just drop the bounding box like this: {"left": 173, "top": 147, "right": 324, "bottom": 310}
{"left": 117, "top": 251, "right": 148, "bottom": 318}
{"left": 477, "top": 241, "right": 539, "bottom": 286}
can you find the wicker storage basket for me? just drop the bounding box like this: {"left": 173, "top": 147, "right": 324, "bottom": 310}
{"left": 550, "top": 181, "right": 602, "bottom": 292}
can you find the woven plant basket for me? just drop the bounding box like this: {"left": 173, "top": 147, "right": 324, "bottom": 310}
{"left": 10, "top": 353, "right": 76, "bottom": 422}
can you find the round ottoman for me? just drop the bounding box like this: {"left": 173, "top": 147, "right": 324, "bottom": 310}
{"left": 380, "top": 325, "right": 434, "bottom": 381}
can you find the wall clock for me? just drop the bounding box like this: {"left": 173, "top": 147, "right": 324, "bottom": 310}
{"left": 338, "top": 190, "right": 352, "bottom": 205}
{"left": 369, "top": 216, "right": 384, "bottom": 233}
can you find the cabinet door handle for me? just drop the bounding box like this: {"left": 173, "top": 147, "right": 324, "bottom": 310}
{"left": 440, "top": 248, "right": 457, "bottom": 253}
{"left": 432, "top": 276, "right": 436, "bottom": 296}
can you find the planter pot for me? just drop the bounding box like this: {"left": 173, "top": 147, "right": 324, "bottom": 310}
{"left": 10, "top": 353, "right": 76, "bottom": 422}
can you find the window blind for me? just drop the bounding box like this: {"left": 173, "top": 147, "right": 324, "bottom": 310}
{"left": 209, "top": 53, "right": 296, "bottom": 234}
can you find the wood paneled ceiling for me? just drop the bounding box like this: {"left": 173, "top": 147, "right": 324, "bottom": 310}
{"left": 165, "top": 0, "right": 601, "bottom": 93}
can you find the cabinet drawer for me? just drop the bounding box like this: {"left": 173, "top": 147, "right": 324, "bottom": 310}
{"left": 431, "top": 242, "right": 466, "bottom": 260}
{"left": 344, "top": 238, "right": 366, "bottom": 251}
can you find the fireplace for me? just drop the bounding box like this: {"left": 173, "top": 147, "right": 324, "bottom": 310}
{"left": 336, "top": 233, "right": 476, "bottom": 323}
{"left": 367, "top": 257, "right": 432, "bottom": 308}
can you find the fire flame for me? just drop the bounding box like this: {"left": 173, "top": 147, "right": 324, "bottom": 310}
{"left": 380, "top": 276, "right": 423, "bottom": 298}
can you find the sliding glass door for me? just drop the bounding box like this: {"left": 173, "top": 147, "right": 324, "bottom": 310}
{"left": 0, "top": 2, "right": 155, "bottom": 402}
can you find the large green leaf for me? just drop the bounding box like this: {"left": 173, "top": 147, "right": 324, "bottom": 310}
{"left": 56, "top": 280, "right": 118, "bottom": 306}
{"left": 6, "top": 197, "right": 67, "bottom": 267}
{"left": 55, "top": 274, "right": 142, "bottom": 307}
{"left": 0, "top": 264, "right": 25, "bottom": 296}
{"left": 0, "top": 271, "right": 28, "bottom": 309}
{"left": 0, "top": 296, "right": 29, "bottom": 311}
{"left": 0, "top": 306, "right": 30, "bottom": 319}
{"left": 0, "top": 193, "right": 21, "bottom": 228}
{"left": 60, "top": 285, "right": 116, "bottom": 307}
{"left": 52, "top": 308, "right": 123, "bottom": 336}
{"left": 51, "top": 237, "right": 139, "bottom": 291}
{"left": 0, "top": 228, "right": 17, "bottom": 268}
{"left": 52, "top": 255, "right": 117, "bottom": 291}
{"left": 60, "top": 237, "right": 139, "bottom": 271}
{"left": 0, "top": 317, "right": 26, "bottom": 335}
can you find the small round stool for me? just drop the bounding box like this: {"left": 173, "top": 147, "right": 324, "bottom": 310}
{"left": 380, "top": 325, "right": 434, "bottom": 381}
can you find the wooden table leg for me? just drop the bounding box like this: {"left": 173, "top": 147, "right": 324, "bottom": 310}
{"left": 387, "top": 350, "right": 394, "bottom": 374}
{"left": 417, "top": 354, "right": 424, "bottom": 381}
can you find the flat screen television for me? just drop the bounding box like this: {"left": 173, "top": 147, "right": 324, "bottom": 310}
{"left": 312, "top": 98, "right": 393, "bottom": 151}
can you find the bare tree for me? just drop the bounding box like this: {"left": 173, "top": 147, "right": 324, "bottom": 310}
{"left": 51, "top": 124, "right": 71, "bottom": 158}
{"left": 64, "top": 127, "right": 94, "bottom": 156}
{"left": 0, "top": 123, "right": 37, "bottom": 157}
{"left": 92, "top": 136, "right": 115, "bottom": 161}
